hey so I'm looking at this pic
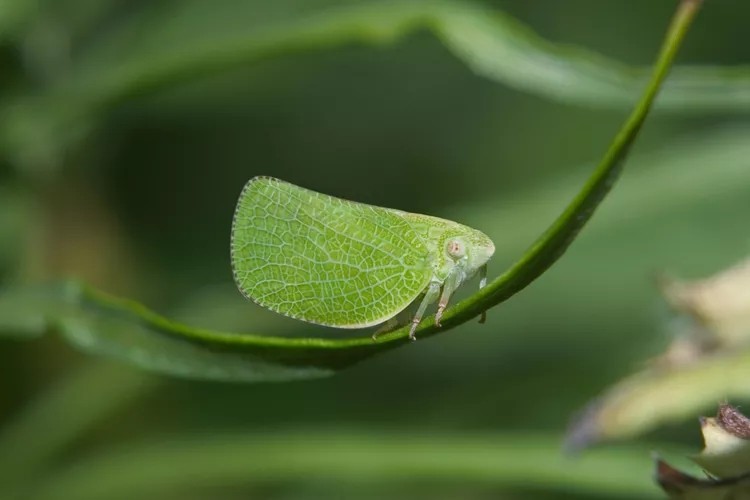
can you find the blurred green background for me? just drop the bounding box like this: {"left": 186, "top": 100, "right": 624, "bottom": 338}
{"left": 1, "top": 0, "right": 748, "bottom": 498}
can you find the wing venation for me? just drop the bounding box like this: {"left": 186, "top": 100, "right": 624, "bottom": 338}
{"left": 231, "top": 177, "right": 432, "bottom": 328}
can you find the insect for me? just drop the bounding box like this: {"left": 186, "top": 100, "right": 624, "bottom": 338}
{"left": 231, "top": 176, "right": 495, "bottom": 341}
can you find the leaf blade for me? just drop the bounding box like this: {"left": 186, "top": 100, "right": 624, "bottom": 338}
{"left": 0, "top": 1, "right": 702, "bottom": 381}
{"left": 31, "top": 431, "right": 671, "bottom": 500}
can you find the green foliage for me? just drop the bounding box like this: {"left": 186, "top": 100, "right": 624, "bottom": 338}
{"left": 0, "top": 0, "right": 696, "bottom": 384}
{"left": 567, "top": 257, "right": 750, "bottom": 448}
{"left": 5, "top": 0, "right": 750, "bottom": 499}
{"left": 5, "top": 0, "right": 748, "bottom": 175}
{"left": 0, "top": 363, "right": 153, "bottom": 496}
{"left": 32, "top": 432, "right": 670, "bottom": 500}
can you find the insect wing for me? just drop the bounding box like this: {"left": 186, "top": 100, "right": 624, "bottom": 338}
{"left": 231, "top": 177, "right": 432, "bottom": 328}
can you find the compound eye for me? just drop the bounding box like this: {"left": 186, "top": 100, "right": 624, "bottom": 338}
{"left": 446, "top": 239, "right": 465, "bottom": 259}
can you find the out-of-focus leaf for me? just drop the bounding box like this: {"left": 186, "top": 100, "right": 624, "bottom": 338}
{"left": 0, "top": 281, "right": 63, "bottom": 340}
{"left": 656, "top": 459, "right": 750, "bottom": 500}
{"left": 0, "top": 0, "right": 38, "bottom": 40}
{"left": 459, "top": 123, "right": 750, "bottom": 264}
{"left": 0, "top": 362, "right": 154, "bottom": 495}
{"left": 567, "top": 351, "right": 750, "bottom": 449}
{"left": 30, "top": 0, "right": 750, "bottom": 113}
{"left": 0, "top": 186, "right": 32, "bottom": 276}
{"left": 444, "top": 0, "right": 700, "bottom": 330}
{"left": 0, "top": 1, "right": 700, "bottom": 382}
{"left": 0, "top": 282, "right": 345, "bottom": 381}
{"left": 566, "top": 257, "right": 750, "bottom": 449}
{"left": 657, "top": 405, "right": 750, "bottom": 499}
{"left": 30, "top": 431, "right": 672, "bottom": 500}
{"left": 1, "top": 0, "right": 741, "bottom": 173}
{"left": 660, "top": 258, "right": 750, "bottom": 349}
{"left": 435, "top": 2, "right": 750, "bottom": 112}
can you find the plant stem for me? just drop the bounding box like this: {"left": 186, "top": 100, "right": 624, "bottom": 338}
{"left": 442, "top": 0, "right": 705, "bottom": 331}
{"left": 0, "top": 0, "right": 705, "bottom": 381}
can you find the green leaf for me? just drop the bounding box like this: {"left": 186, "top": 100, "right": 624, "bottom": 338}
{"left": 435, "top": 0, "right": 702, "bottom": 338}
{"left": 5, "top": 0, "right": 737, "bottom": 175}
{"left": 0, "top": 362, "right": 155, "bottom": 495}
{"left": 30, "top": 431, "right": 672, "bottom": 500}
{"left": 0, "top": 1, "right": 700, "bottom": 382}
{"left": 0, "top": 282, "right": 348, "bottom": 381}
{"left": 21, "top": 0, "right": 749, "bottom": 114}
{"left": 460, "top": 125, "right": 750, "bottom": 250}
{"left": 5, "top": 0, "right": 744, "bottom": 172}
{"left": 434, "top": 2, "right": 750, "bottom": 113}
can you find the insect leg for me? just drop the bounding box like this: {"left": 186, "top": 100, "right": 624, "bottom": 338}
{"left": 409, "top": 282, "right": 441, "bottom": 341}
{"left": 434, "top": 268, "right": 463, "bottom": 327}
{"left": 371, "top": 316, "right": 401, "bottom": 341}
{"left": 478, "top": 264, "right": 488, "bottom": 324}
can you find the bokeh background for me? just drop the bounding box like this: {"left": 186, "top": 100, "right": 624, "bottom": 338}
{"left": 1, "top": 0, "right": 749, "bottom": 498}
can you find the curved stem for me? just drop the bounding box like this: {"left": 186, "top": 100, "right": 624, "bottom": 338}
{"left": 438, "top": 0, "right": 704, "bottom": 333}
{"left": 0, "top": 0, "right": 704, "bottom": 382}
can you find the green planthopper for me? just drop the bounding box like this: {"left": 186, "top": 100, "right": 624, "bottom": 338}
{"left": 231, "top": 177, "right": 494, "bottom": 340}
